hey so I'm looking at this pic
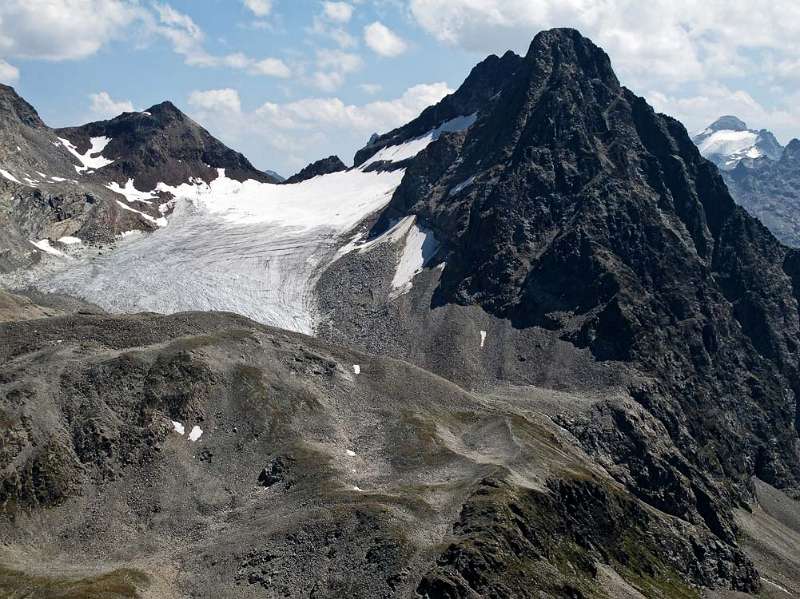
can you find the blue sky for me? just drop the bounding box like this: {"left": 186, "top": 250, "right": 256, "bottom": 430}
{"left": 2, "top": 1, "right": 799, "bottom": 177}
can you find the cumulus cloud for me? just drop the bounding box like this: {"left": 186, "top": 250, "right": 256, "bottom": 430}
{"left": 364, "top": 22, "right": 408, "bottom": 57}
{"left": 0, "top": 0, "right": 141, "bottom": 61}
{"left": 323, "top": 2, "right": 353, "bottom": 24}
{"left": 188, "top": 89, "right": 242, "bottom": 114}
{"left": 187, "top": 82, "right": 452, "bottom": 173}
{"left": 407, "top": 0, "right": 800, "bottom": 90}
{"left": 153, "top": 3, "right": 290, "bottom": 77}
{"left": 0, "top": 60, "right": 20, "bottom": 83}
{"left": 311, "top": 49, "right": 363, "bottom": 91}
{"left": 359, "top": 83, "right": 382, "bottom": 95}
{"left": 89, "top": 91, "right": 134, "bottom": 118}
{"left": 242, "top": 0, "right": 272, "bottom": 17}
{"left": 255, "top": 81, "right": 451, "bottom": 132}
{"left": 649, "top": 84, "right": 800, "bottom": 141}
{"left": 309, "top": 2, "right": 357, "bottom": 49}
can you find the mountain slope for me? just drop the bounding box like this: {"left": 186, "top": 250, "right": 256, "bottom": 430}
{"left": 0, "top": 309, "right": 763, "bottom": 597}
{"left": 318, "top": 29, "right": 800, "bottom": 588}
{"left": 0, "top": 89, "right": 277, "bottom": 274}
{"left": 724, "top": 139, "right": 800, "bottom": 247}
{"left": 693, "top": 116, "right": 783, "bottom": 170}
{"left": 56, "top": 101, "right": 278, "bottom": 190}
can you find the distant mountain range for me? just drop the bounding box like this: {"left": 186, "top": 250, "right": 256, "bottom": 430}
{"left": 693, "top": 116, "right": 800, "bottom": 246}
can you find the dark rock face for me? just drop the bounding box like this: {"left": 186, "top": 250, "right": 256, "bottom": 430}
{"left": 725, "top": 139, "right": 800, "bottom": 246}
{"left": 353, "top": 50, "right": 524, "bottom": 167}
{"left": 56, "top": 101, "right": 278, "bottom": 189}
{"left": 359, "top": 25, "right": 800, "bottom": 570}
{"left": 283, "top": 155, "right": 347, "bottom": 184}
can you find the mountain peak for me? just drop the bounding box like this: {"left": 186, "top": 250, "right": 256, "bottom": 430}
{"left": 525, "top": 27, "right": 619, "bottom": 86}
{"left": 145, "top": 100, "right": 185, "bottom": 119}
{"left": 709, "top": 115, "right": 748, "bottom": 131}
{"left": 694, "top": 115, "right": 783, "bottom": 169}
{"left": 0, "top": 84, "right": 46, "bottom": 129}
{"left": 284, "top": 155, "right": 346, "bottom": 184}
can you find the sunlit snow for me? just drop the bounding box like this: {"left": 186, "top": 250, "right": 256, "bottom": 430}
{"left": 58, "top": 136, "right": 113, "bottom": 173}
{"left": 0, "top": 168, "right": 20, "bottom": 184}
{"left": 390, "top": 218, "right": 438, "bottom": 299}
{"left": 188, "top": 425, "right": 203, "bottom": 441}
{"left": 107, "top": 179, "right": 159, "bottom": 204}
{"left": 361, "top": 113, "right": 477, "bottom": 167}
{"left": 35, "top": 167, "right": 404, "bottom": 334}
{"left": 115, "top": 200, "right": 168, "bottom": 227}
{"left": 57, "top": 236, "right": 82, "bottom": 245}
{"left": 697, "top": 129, "right": 761, "bottom": 167}
{"left": 480, "top": 330, "right": 487, "bottom": 348}
{"left": 172, "top": 421, "right": 185, "bottom": 435}
{"left": 31, "top": 239, "right": 67, "bottom": 257}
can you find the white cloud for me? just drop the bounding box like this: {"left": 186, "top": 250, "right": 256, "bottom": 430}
{"left": 242, "top": 0, "right": 272, "bottom": 17}
{"left": 187, "top": 82, "right": 452, "bottom": 173}
{"left": 153, "top": 4, "right": 290, "bottom": 77}
{"left": 364, "top": 21, "right": 408, "bottom": 57}
{"left": 311, "top": 48, "right": 363, "bottom": 91}
{"left": 255, "top": 82, "right": 451, "bottom": 132}
{"left": 251, "top": 57, "right": 291, "bottom": 77}
{"left": 0, "top": 60, "right": 19, "bottom": 83}
{"left": 649, "top": 84, "right": 800, "bottom": 142}
{"left": 323, "top": 2, "right": 353, "bottom": 24}
{"left": 89, "top": 91, "right": 134, "bottom": 118}
{"left": 0, "top": 0, "right": 141, "bottom": 61}
{"left": 309, "top": 2, "right": 357, "bottom": 49}
{"left": 188, "top": 88, "right": 242, "bottom": 114}
{"left": 407, "top": 0, "right": 800, "bottom": 90}
{"left": 359, "top": 83, "right": 382, "bottom": 95}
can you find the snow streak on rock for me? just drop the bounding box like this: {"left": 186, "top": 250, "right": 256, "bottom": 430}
{"left": 361, "top": 113, "right": 477, "bottom": 167}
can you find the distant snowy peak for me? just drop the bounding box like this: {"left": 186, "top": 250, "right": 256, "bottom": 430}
{"left": 693, "top": 115, "right": 783, "bottom": 170}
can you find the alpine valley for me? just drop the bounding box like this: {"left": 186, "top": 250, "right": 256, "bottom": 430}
{"left": 1, "top": 29, "right": 800, "bottom": 599}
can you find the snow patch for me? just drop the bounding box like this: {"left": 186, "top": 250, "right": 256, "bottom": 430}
{"left": 762, "top": 578, "right": 790, "bottom": 594}
{"left": 31, "top": 239, "right": 68, "bottom": 257}
{"left": 0, "top": 169, "right": 20, "bottom": 184}
{"left": 172, "top": 421, "right": 185, "bottom": 435}
{"left": 362, "top": 113, "right": 477, "bottom": 167}
{"left": 116, "top": 200, "right": 168, "bottom": 227}
{"left": 57, "top": 236, "right": 82, "bottom": 245}
{"left": 352, "top": 364, "right": 360, "bottom": 375}
{"left": 107, "top": 179, "right": 159, "bottom": 205}
{"left": 58, "top": 136, "right": 113, "bottom": 173}
{"left": 480, "top": 330, "right": 487, "bottom": 348}
{"left": 345, "top": 449, "right": 357, "bottom": 456}
{"left": 188, "top": 425, "right": 203, "bottom": 441}
{"left": 50, "top": 176, "right": 67, "bottom": 182}
{"left": 390, "top": 218, "right": 438, "bottom": 298}
{"left": 449, "top": 175, "right": 475, "bottom": 196}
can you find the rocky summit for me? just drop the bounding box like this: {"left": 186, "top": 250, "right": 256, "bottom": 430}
{"left": 1, "top": 27, "right": 800, "bottom": 599}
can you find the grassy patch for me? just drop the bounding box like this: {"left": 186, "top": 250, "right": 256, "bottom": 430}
{"left": 0, "top": 565, "right": 149, "bottom": 599}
